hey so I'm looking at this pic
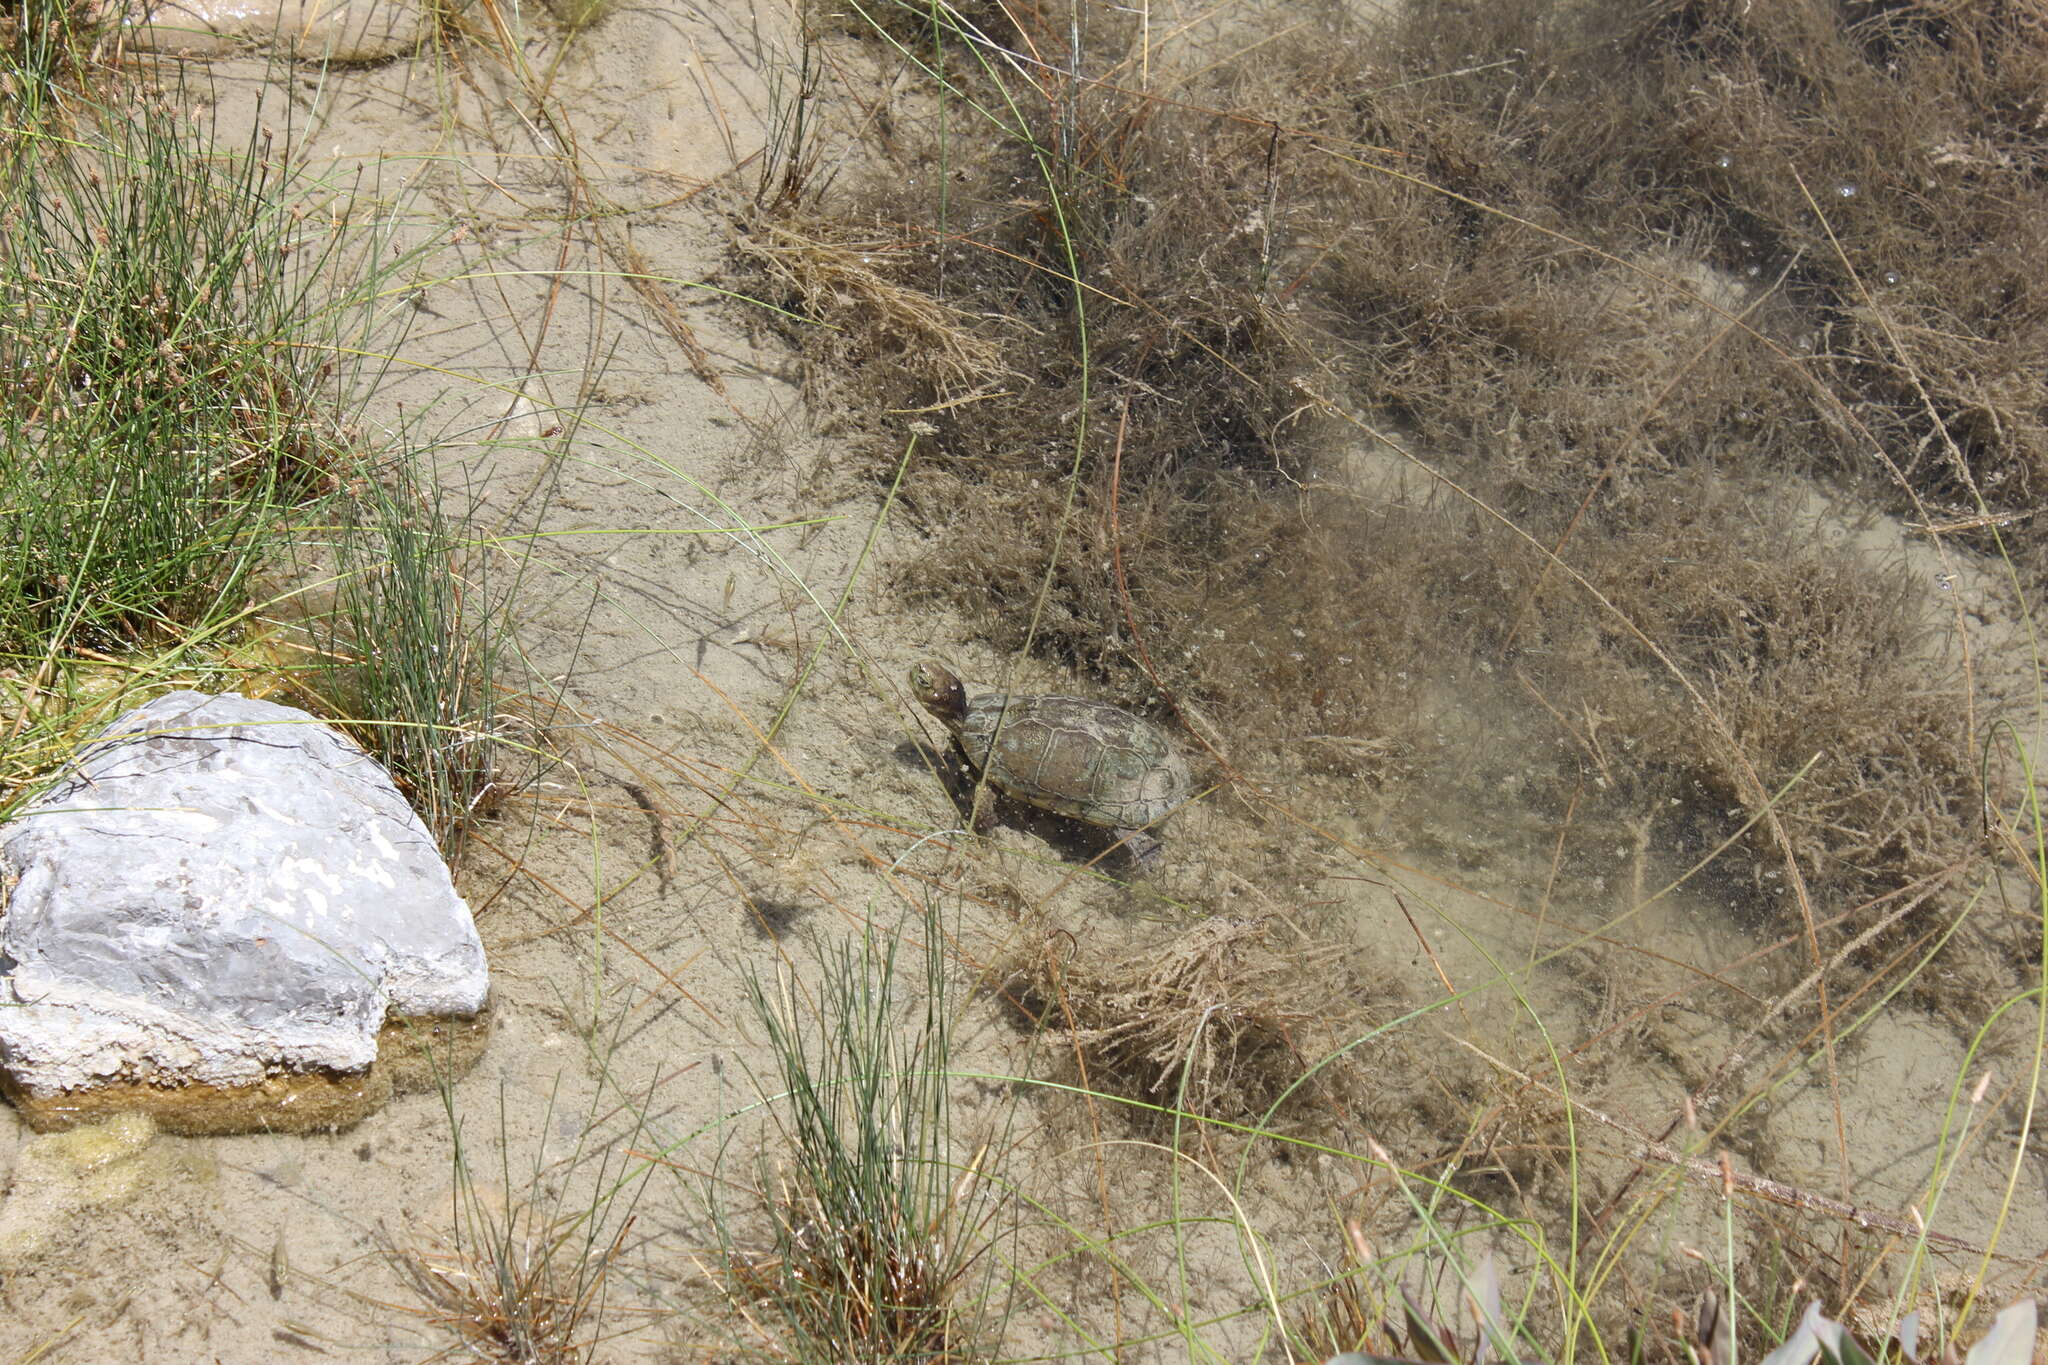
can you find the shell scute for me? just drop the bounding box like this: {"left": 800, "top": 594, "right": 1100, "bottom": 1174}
{"left": 948, "top": 688, "right": 1190, "bottom": 832}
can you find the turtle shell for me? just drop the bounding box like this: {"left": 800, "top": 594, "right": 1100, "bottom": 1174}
{"left": 954, "top": 691, "right": 1190, "bottom": 831}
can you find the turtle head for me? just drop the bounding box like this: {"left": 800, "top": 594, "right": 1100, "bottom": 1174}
{"left": 909, "top": 660, "right": 968, "bottom": 727}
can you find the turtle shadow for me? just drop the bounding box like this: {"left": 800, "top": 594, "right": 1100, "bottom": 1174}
{"left": 894, "top": 739, "right": 1142, "bottom": 871}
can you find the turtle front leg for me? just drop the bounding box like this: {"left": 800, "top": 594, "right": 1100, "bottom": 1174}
{"left": 944, "top": 742, "right": 997, "bottom": 835}
{"left": 1115, "top": 828, "right": 1164, "bottom": 872}
{"left": 967, "top": 784, "right": 997, "bottom": 836}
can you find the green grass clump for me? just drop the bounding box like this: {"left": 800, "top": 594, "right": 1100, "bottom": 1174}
{"left": 303, "top": 455, "right": 533, "bottom": 853}
{"left": 0, "top": 52, "right": 535, "bottom": 850}
{"left": 711, "top": 906, "right": 1006, "bottom": 1361}
{"left": 0, "top": 90, "right": 341, "bottom": 660}
{"left": 0, "top": 0, "right": 108, "bottom": 133}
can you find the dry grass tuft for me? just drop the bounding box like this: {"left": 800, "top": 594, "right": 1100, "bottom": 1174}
{"left": 1534, "top": 0, "right": 2048, "bottom": 516}
{"left": 1291, "top": 1228, "right": 1538, "bottom": 1365}
{"left": 1000, "top": 912, "right": 1375, "bottom": 1129}
{"left": 722, "top": 1180, "right": 976, "bottom": 1362}
{"left": 1292, "top": 1222, "right": 1396, "bottom": 1365}
{"left": 383, "top": 1185, "right": 632, "bottom": 1365}
{"left": 1574, "top": 495, "right": 1983, "bottom": 903}
{"left": 730, "top": 210, "right": 1010, "bottom": 402}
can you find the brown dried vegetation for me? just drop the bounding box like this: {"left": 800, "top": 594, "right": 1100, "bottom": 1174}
{"left": 738, "top": 0, "right": 2035, "bottom": 949}
{"left": 998, "top": 913, "right": 1379, "bottom": 1129}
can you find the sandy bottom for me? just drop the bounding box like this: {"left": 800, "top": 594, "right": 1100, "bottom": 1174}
{"left": 2, "top": 3, "right": 2044, "bottom": 1361}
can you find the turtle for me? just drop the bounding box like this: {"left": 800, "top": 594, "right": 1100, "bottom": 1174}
{"left": 909, "top": 659, "right": 1192, "bottom": 868}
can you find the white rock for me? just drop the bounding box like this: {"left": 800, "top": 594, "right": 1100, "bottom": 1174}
{"left": 0, "top": 691, "right": 487, "bottom": 1101}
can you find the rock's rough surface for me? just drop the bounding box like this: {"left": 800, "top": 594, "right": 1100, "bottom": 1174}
{"left": 104, "top": 0, "right": 426, "bottom": 62}
{"left": 0, "top": 691, "right": 489, "bottom": 1133}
